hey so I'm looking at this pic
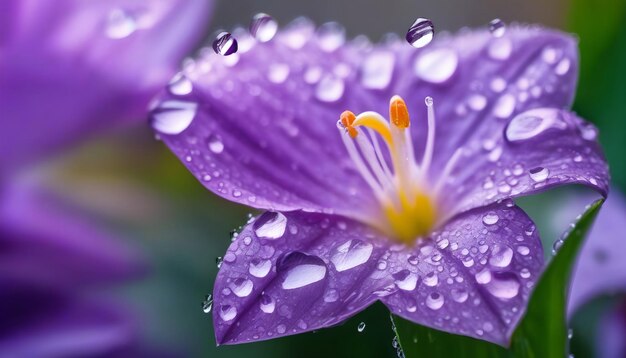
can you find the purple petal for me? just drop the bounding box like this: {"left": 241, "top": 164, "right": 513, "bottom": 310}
{"left": 0, "top": 0, "right": 212, "bottom": 171}
{"left": 381, "top": 202, "right": 543, "bottom": 346}
{"left": 439, "top": 109, "right": 608, "bottom": 216}
{"left": 154, "top": 22, "right": 598, "bottom": 224}
{"left": 0, "top": 299, "right": 136, "bottom": 357}
{"left": 568, "top": 189, "right": 626, "bottom": 313}
{"left": 213, "top": 211, "right": 393, "bottom": 345}
{"left": 0, "top": 183, "right": 145, "bottom": 288}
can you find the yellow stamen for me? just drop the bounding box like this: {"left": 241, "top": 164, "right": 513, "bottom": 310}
{"left": 352, "top": 112, "right": 393, "bottom": 145}
{"left": 389, "top": 95, "right": 410, "bottom": 129}
{"left": 340, "top": 110, "right": 358, "bottom": 138}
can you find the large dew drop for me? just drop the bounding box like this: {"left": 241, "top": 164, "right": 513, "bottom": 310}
{"left": 426, "top": 292, "right": 445, "bottom": 310}
{"left": 489, "top": 245, "right": 514, "bottom": 268}
{"left": 486, "top": 273, "right": 520, "bottom": 300}
{"left": 254, "top": 212, "right": 287, "bottom": 240}
{"left": 168, "top": 73, "right": 193, "bottom": 95}
{"left": 249, "top": 258, "right": 272, "bottom": 278}
{"left": 330, "top": 240, "right": 373, "bottom": 272}
{"left": 529, "top": 167, "right": 550, "bottom": 182}
{"left": 361, "top": 51, "right": 395, "bottom": 90}
{"left": 150, "top": 100, "right": 197, "bottom": 135}
{"left": 488, "top": 18, "right": 506, "bottom": 37}
{"left": 230, "top": 278, "right": 253, "bottom": 297}
{"left": 259, "top": 294, "right": 276, "bottom": 313}
{"left": 249, "top": 13, "right": 278, "bottom": 42}
{"left": 394, "top": 270, "right": 418, "bottom": 291}
{"left": 279, "top": 252, "right": 327, "bottom": 290}
{"left": 219, "top": 304, "right": 237, "bottom": 321}
{"left": 406, "top": 18, "right": 434, "bottom": 48}
{"left": 316, "top": 75, "right": 345, "bottom": 102}
{"left": 213, "top": 31, "right": 238, "bottom": 56}
{"left": 414, "top": 48, "right": 458, "bottom": 83}
{"left": 505, "top": 108, "right": 566, "bottom": 142}
{"left": 106, "top": 9, "right": 136, "bottom": 39}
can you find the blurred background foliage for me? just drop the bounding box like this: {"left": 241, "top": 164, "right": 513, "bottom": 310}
{"left": 40, "top": 0, "right": 626, "bottom": 356}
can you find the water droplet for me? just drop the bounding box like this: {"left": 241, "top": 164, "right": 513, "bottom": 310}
{"left": 277, "top": 324, "right": 286, "bottom": 334}
{"left": 202, "top": 294, "right": 213, "bottom": 313}
{"left": 279, "top": 252, "right": 327, "bottom": 289}
{"left": 315, "top": 75, "right": 344, "bottom": 102}
{"left": 493, "top": 94, "right": 516, "bottom": 118}
{"left": 468, "top": 94, "right": 487, "bottom": 111}
{"left": 361, "top": 51, "right": 395, "bottom": 90}
{"left": 150, "top": 100, "right": 197, "bottom": 135}
{"left": 213, "top": 31, "right": 238, "bottom": 56}
{"left": 555, "top": 58, "right": 571, "bottom": 76}
{"left": 423, "top": 272, "right": 439, "bottom": 287}
{"left": 394, "top": 270, "right": 418, "bottom": 291}
{"left": 489, "top": 245, "right": 514, "bottom": 268}
{"left": 505, "top": 109, "right": 566, "bottom": 142}
{"left": 249, "top": 13, "right": 278, "bottom": 42}
{"left": 425, "top": 96, "right": 434, "bottom": 107}
{"left": 106, "top": 9, "right": 136, "bottom": 39}
{"left": 207, "top": 134, "right": 224, "bottom": 154}
{"left": 316, "top": 22, "right": 346, "bottom": 52}
{"left": 488, "top": 18, "right": 506, "bottom": 37}
{"left": 219, "top": 304, "right": 237, "bottom": 321}
{"left": 451, "top": 288, "right": 469, "bottom": 303}
{"left": 529, "top": 167, "right": 549, "bottom": 182}
{"left": 168, "top": 73, "right": 193, "bottom": 95}
{"left": 475, "top": 268, "right": 492, "bottom": 284}
{"left": 330, "top": 240, "right": 373, "bottom": 272}
{"left": 260, "top": 293, "right": 276, "bottom": 313}
{"left": 552, "top": 238, "right": 564, "bottom": 255}
{"left": 254, "top": 212, "right": 287, "bottom": 239}
{"left": 426, "top": 292, "right": 444, "bottom": 310}
{"left": 414, "top": 48, "right": 458, "bottom": 83}
{"left": 483, "top": 212, "right": 499, "bottom": 225}
{"left": 324, "top": 288, "right": 339, "bottom": 302}
{"left": 406, "top": 18, "right": 434, "bottom": 48}
{"left": 249, "top": 258, "right": 272, "bottom": 278}
{"left": 520, "top": 268, "right": 531, "bottom": 279}
{"left": 267, "top": 63, "right": 290, "bottom": 83}
{"left": 517, "top": 246, "right": 530, "bottom": 256}
{"left": 230, "top": 278, "right": 253, "bottom": 297}
{"left": 358, "top": 322, "right": 366, "bottom": 332}
{"left": 485, "top": 273, "right": 520, "bottom": 299}
{"left": 216, "top": 256, "right": 224, "bottom": 268}
{"left": 490, "top": 77, "right": 507, "bottom": 92}
{"left": 578, "top": 122, "right": 598, "bottom": 141}
{"left": 488, "top": 38, "right": 512, "bottom": 60}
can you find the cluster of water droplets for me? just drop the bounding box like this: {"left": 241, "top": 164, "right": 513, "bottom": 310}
{"left": 212, "top": 13, "right": 279, "bottom": 56}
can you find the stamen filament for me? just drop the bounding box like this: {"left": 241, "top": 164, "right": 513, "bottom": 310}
{"left": 420, "top": 96, "right": 436, "bottom": 179}
{"left": 432, "top": 147, "right": 464, "bottom": 196}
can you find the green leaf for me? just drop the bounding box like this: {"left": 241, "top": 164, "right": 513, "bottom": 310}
{"left": 392, "top": 199, "right": 604, "bottom": 358}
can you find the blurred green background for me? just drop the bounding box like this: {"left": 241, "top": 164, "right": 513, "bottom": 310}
{"left": 40, "top": 0, "right": 626, "bottom": 356}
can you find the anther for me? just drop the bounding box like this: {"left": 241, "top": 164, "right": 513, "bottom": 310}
{"left": 389, "top": 95, "right": 410, "bottom": 129}
{"left": 340, "top": 110, "right": 358, "bottom": 138}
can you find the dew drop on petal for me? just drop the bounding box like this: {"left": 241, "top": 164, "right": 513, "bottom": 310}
{"left": 361, "top": 51, "right": 395, "bottom": 90}
{"left": 249, "top": 13, "right": 278, "bottom": 42}
{"left": 486, "top": 273, "right": 520, "bottom": 299}
{"left": 529, "top": 167, "right": 549, "bottom": 182}
{"left": 324, "top": 288, "right": 339, "bottom": 303}
{"left": 260, "top": 293, "right": 276, "bottom": 313}
{"left": 254, "top": 212, "right": 287, "bottom": 239}
{"left": 213, "top": 31, "right": 238, "bottom": 56}
{"left": 202, "top": 294, "right": 213, "bottom": 313}
{"left": 475, "top": 268, "right": 492, "bottom": 284}
{"left": 279, "top": 252, "right": 327, "bottom": 290}
{"left": 451, "top": 288, "right": 469, "bottom": 303}
{"left": 406, "top": 18, "right": 434, "bottom": 48}
{"left": 230, "top": 278, "right": 253, "bottom": 297}
{"left": 505, "top": 109, "right": 566, "bottom": 142}
{"left": 488, "top": 18, "right": 506, "bottom": 37}
{"left": 150, "top": 100, "right": 197, "bottom": 135}
{"left": 555, "top": 58, "right": 571, "bottom": 76}
{"left": 394, "top": 270, "right": 418, "bottom": 291}
{"left": 426, "top": 292, "right": 444, "bottom": 310}
{"left": 207, "top": 134, "right": 224, "bottom": 154}
{"left": 168, "top": 73, "right": 193, "bottom": 95}
{"left": 316, "top": 22, "right": 346, "bottom": 52}
{"left": 493, "top": 94, "right": 516, "bottom": 118}
{"left": 219, "top": 304, "right": 237, "bottom": 321}
{"left": 414, "top": 48, "right": 458, "bottom": 83}
{"left": 489, "top": 245, "right": 514, "bottom": 268}
{"left": 482, "top": 212, "right": 499, "bottom": 225}
{"left": 316, "top": 75, "right": 345, "bottom": 102}
{"left": 249, "top": 258, "right": 272, "bottom": 278}
{"left": 106, "top": 9, "right": 136, "bottom": 39}
{"left": 517, "top": 246, "right": 530, "bottom": 256}
{"left": 330, "top": 240, "right": 373, "bottom": 272}
{"left": 423, "top": 272, "right": 439, "bottom": 287}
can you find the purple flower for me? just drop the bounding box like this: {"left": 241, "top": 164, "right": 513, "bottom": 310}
{"left": 0, "top": 0, "right": 211, "bottom": 172}
{"left": 0, "top": 0, "right": 211, "bottom": 354}
{"left": 151, "top": 19, "right": 609, "bottom": 346}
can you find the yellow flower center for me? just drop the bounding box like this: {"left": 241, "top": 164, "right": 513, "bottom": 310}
{"left": 338, "top": 96, "right": 462, "bottom": 244}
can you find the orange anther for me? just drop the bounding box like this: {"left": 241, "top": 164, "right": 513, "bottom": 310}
{"left": 389, "top": 95, "right": 410, "bottom": 129}
{"left": 340, "top": 110, "right": 358, "bottom": 138}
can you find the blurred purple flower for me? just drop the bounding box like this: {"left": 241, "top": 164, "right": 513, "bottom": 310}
{"left": 151, "top": 19, "right": 608, "bottom": 345}
{"left": 0, "top": 0, "right": 211, "bottom": 172}
{"left": 0, "top": 0, "right": 211, "bottom": 355}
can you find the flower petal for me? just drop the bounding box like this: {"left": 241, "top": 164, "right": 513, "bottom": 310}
{"left": 154, "top": 22, "right": 589, "bottom": 223}
{"left": 212, "top": 211, "right": 394, "bottom": 345}
{"left": 381, "top": 202, "right": 543, "bottom": 346}
{"left": 0, "top": 183, "right": 145, "bottom": 288}
{"left": 438, "top": 109, "right": 609, "bottom": 217}
{"left": 568, "top": 190, "right": 626, "bottom": 313}
{"left": 0, "top": 0, "right": 212, "bottom": 171}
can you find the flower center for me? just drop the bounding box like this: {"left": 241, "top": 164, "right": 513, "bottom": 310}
{"left": 337, "top": 95, "right": 462, "bottom": 244}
